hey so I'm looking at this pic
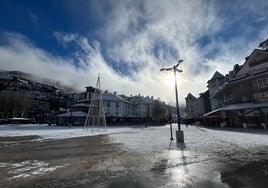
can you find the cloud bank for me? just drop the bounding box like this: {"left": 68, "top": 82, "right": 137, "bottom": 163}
{"left": 1, "top": 0, "right": 268, "bottom": 105}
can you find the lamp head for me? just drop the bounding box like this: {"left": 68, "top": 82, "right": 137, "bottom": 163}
{"left": 175, "top": 59, "right": 184, "bottom": 67}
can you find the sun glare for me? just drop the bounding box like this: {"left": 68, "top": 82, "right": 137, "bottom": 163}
{"left": 164, "top": 74, "right": 183, "bottom": 88}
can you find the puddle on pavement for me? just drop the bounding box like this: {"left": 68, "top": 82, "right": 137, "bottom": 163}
{"left": 162, "top": 150, "right": 230, "bottom": 187}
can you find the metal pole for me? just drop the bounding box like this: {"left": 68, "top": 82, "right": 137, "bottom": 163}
{"left": 168, "top": 112, "right": 174, "bottom": 140}
{"left": 170, "top": 122, "right": 174, "bottom": 140}
{"left": 174, "top": 66, "right": 181, "bottom": 131}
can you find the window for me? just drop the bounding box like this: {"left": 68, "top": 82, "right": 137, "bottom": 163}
{"left": 106, "top": 108, "right": 110, "bottom": 115}
{"left": 224, "top": 93, "right": 232, "bottom": 102}
{"left": 254, "top": 91, "right": 268, "bottom": 103}
{"left": 211, "top": 81, "right": 216, "bottom": 89}
{"left": 240, "top": 84, "right": 246, "bottom": 95}
{"left": 107, "top": 101, "right": 110, "bottom": 107}
{"left": 252, "top": 77, "right": 268, "bottom": 90}
{"left": 115, "top": 109, "right": 119, "bottom": 115}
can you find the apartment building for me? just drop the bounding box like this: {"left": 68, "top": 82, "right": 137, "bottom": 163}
{"left": 0, "top": 71, "right": 60, "bottom": 118}
{"left": 185, "top": 39, "right": 268, "bottom": 128}
{"left": 60, "top": 86, "right": 168, "bottom": 125}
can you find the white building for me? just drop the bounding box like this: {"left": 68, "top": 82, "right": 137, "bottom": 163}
{"left": 102, "top": 91, "right": 132, "bottom": 117}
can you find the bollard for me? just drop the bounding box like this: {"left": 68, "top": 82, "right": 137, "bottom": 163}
{"left": 261, "top": 123, "right": 267, "bottom": 129}
{"left": 243, "top": 123, "right": 247, "bottom": 129}
{"left": 176, "top": 130, "right": 184, "bottom": 142}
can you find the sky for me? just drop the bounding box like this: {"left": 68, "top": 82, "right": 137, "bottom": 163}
{"left": 0, "top": 0, "right": 268, "bottom": 105}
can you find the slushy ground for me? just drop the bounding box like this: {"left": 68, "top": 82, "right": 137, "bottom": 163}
{"left": 0, "top": 124, "right": 267, "bottom": 187}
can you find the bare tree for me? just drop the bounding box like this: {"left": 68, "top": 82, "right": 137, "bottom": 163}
{"left": 152, "top": 100, "right": 167, "bottom": 123}
{"left": 0, "top": 91, "right": 33, "bottom": 118}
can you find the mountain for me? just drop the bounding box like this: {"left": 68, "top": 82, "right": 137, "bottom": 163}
{"left": 0, "top": 69, "right": 78, "bottom": 94}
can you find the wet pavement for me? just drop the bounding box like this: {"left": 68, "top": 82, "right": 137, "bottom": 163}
{"left": 101, "top": 124, "right": 268, "bottom": 187}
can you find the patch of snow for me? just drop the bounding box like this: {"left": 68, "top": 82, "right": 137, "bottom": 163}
{"left": 0, "top": 124, "right": 140, "bottom": 140}
{"left": 0, "top": 163, "right": 9, "bottom": 167}
{"left": 1, "top": 160, "right": 67, "bottom": 180}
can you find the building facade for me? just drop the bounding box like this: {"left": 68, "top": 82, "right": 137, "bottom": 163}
{"left": 209, "top": 49, "right": 268, "bottom": 128}
{"left": 65, "top": 87, "right": 169, "bottom": 125}
{"left": 185, "top": 39, "right": 268, "bottom": 128}
{"left": 207, "top": 71, "right": 225, "bottom": 110}
{"left": 185, "top": 91, "right": 211, "bottom": 118}
{"left": 0, "top": 71, "right": 61, "bottom": 119}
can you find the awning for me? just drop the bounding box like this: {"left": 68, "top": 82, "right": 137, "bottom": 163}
{"left": 202, "top": 102, "right": 268, "bottom": 117}
{"left": 200, "top": 114, "right": 221, "bottom": 119}
{"left": 220, "top": 103, "right": 268, "bottom": 110}
{"left": 202, "top": 109, "right": 220, "bottom": 116}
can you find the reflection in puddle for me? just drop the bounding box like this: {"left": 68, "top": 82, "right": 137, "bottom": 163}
{"left": 165, "top": 146, "right": 191, "bottom": 187}
{"left": 165, "top": 144, "right": 229, "bottom": 187}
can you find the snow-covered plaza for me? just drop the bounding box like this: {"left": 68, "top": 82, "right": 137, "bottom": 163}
{"left": 0, "top": 124, "right": 267, "bottom": 187}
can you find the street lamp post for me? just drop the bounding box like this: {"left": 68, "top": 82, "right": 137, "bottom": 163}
{"left": 167, "top": 111, "right": 174, "bottom": 140}
{"left": 161, "top": 60, "right": 184, "bottom": 142}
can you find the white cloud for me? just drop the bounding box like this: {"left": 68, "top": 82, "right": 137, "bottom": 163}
{"left": 0, "top": 32, "right": 170, "bottom": 103}
{"left": 1, "top": 1, "right": 268, "bottom": 106}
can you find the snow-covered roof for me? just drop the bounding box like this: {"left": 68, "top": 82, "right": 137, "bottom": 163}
{"left": 0, "top": 72, "right": 13, "bottom": 80}
{"left": 93, "top": 92, "right": 129, "bottom": 103}
{"left": 143, "top": 96, "right": 154, "bottom": 104}
{"left": 9, "top": 118, "right": 30, "bottom": 120}
{"left": 72, "top": 103, "right": 90, "bottom": 107}
{"left": 58, "top": 111, "right": 87, "bottom": 117}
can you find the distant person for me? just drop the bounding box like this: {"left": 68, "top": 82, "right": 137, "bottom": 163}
{"left": 185, "top": 118, "right": 194, "bottom": 128}
{"left": 167, "top": 114, "right": 172, "bottom": 125}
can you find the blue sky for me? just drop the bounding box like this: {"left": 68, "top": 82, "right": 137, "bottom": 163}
{"left": 0, "top": 0, "right": 268, "bottom": 105}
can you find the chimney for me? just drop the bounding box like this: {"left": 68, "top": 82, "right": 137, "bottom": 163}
{"left": 233, "top": 64, "right": 240, "bottom": 75}
{"left": 114, "top": 91, "right": 117, "bottom": 95}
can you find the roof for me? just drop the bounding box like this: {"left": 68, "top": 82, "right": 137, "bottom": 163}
{"left": 203, "top": 102, "right": 268, "bottom": 116}
{"left": 93, "top": 92, "right": 129, "bottom": 103}
{"left": 259, "top": 39, "right": 268, "bottom": 49}
{"left": 207, "top": 71, "right": 224, "bottom": 83}
{"left": 143, "top": 96, "right": 154, "bottom": 104}
{"left": 220, "top": 102, "right": 268, "bottom": 111}
{"left": 58, "top": 111, "right": 87, "bottom": 117}
{"left": 9, "top": 117, "right": 30, "bottom": 120}
{"left": 244, "top": 48, "right": 268, "bottom": 63}
{"left": 212, "top": 66, "right": 268, "bottom": 98}
{"left": 72, "top": 103, "right": 90, "bottom": 107}
{"left": 185, "top": 93, "right": 196, "bottom": 99}
{"left": 0, "top": 72, "right": 13, "bottom": 80}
